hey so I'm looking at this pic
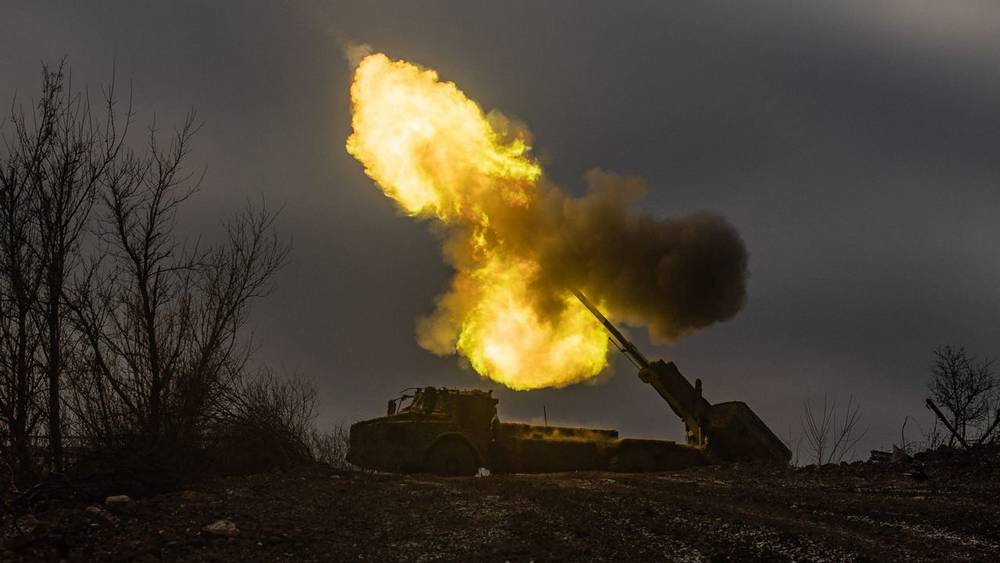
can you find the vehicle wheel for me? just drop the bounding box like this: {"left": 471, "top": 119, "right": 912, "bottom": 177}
{"left": 425, "top": 437, "right": 477, "bottom": 476}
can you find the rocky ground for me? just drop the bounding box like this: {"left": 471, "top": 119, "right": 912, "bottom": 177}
{"left": 3, "top": 446, "right": 999, "bottom": 562}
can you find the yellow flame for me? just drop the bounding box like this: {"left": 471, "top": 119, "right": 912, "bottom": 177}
{"left": 346, "top": 53, "right": 608, "bottom": 389}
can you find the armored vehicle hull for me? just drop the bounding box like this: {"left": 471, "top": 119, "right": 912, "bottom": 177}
{"left": 347, "top": 387, "right": 708, "bottom": 475}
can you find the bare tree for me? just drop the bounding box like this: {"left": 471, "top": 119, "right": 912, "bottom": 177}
{"left": 0, "top": 64, "right": 128, "bottom": 476}
{"left": 65, "top": 112, "right": 289, "bottom": 450}
{"left": 2, "top": 61, "right": 296, "bottom": 485}
{"left": 33, "top": 65, "right": 130, "bottom": 471}
{"left": 0, "top": 62, "right": 130, "bottom": 475}
{"left": 0, "top": 78, "right": 48, "bottom": 482}
{"left": 928, "top": 346, "right": 995, "bottom": 446}
{"left": 800, "top": 395, "right": 867, "bottom": 464}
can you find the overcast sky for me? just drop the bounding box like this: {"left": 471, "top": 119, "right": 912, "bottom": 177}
{"left": 3, "top": 1, "right": 999, "bottom": 458}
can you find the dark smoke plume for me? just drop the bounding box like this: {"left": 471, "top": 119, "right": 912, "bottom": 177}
{"left": 504, "top": 169, "right": 749, "bottom": 341}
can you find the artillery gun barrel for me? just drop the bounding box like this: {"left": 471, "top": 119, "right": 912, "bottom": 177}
{"left": 571, "top": 289, "right": 650, "bottom": 369}
{"left": 572, "top": 289, "right": 792, "bottom": 464}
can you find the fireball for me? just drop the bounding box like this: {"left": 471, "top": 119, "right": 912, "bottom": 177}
{"left": 346, "top": 53, "right": 609, "bottom": 389}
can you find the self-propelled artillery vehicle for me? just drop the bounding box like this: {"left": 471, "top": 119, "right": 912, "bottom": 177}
{"left": 348, "top": 293, "right": 790, "bottom": 475}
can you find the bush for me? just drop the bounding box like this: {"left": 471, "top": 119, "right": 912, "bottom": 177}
{"left": 309, "top": 425, "right": 352, "bottom": 471}
{"left": 62, "top": 370, "right": 323, "bottom": 497}
{"left": 206, "top": 369, "right": 318, "bottom": 474}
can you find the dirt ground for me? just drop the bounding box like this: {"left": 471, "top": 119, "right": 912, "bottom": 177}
{"left": 3, "top": 447, "right": 999, "bottom": 562}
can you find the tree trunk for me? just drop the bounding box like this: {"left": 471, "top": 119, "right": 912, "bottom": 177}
{"left": 12, "top": 317, "right": 32, "bottom": 480}
{"left": 10, "top": 267, "right": 35, "bottom": 482}
{"left": 46, "top": 264, "right": 63, "bottom": 473}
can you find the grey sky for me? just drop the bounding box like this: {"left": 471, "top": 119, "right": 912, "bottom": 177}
{"left": 3, "top": 1, "right": 999, "bottom": 456}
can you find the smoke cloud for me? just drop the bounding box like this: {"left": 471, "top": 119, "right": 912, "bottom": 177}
{"left": 347, "top": 53, "right": 748, "bottom": 387}
{"left": 422, "top": 167, "right": 749, "bottom": 345}
{"left": 343, "top": 42, "right": 373, "bottom": 69}
{"left": 543, "top": 169, "right": 748, "bottom": 341}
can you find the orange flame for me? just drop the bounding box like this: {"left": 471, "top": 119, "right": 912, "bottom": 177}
{"left": 346, "top": 53, "right": 608, "bottom": 390}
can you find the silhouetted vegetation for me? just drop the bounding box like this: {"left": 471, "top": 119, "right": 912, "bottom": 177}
{"left": 927, "top": 345, "right": 999, "bottom": 447}
{"left": 208, "top": 369, "right": 318, "bottom": 474}
{"left": 308, "top": 424, "right": 352, "bottom": 471}
{"left": 799, "top": 395, "right": 867, "bottom": 465}
{"left": 0, "top": 62, "right": 317, "bottom": 496}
